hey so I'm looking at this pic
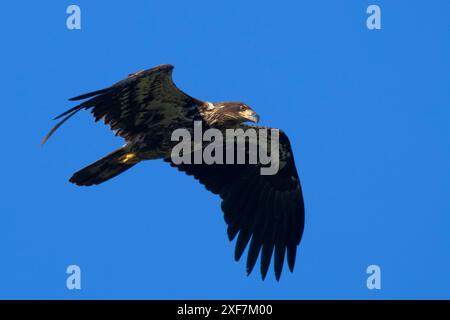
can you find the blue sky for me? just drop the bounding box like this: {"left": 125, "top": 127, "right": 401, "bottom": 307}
{"left": 0, "top": 1, "right": 449, "bottom": 299}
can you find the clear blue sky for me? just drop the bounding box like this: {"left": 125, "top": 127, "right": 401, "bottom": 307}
{"left": 0, "top": 1, "right": 449, "bottom": 299}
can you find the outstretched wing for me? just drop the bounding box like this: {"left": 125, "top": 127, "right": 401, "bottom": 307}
{"left": 166, "top": 128, "right": 305, "bottom": 280}
{"left": 43, "top": 64, "right": 202, "bottom": 144}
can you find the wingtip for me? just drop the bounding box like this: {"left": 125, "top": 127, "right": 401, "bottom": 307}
{"left": 261, "top": 264, "right": 270, "bottom": 281}
{"left": 68, "top": 88, "right": 109, "bottom": 101}
{"left": 261, "top": 272, "right": 267, "bottom": 281}
{"left": 275, "top": 271, "right": 282, "bottom": 282}
{"left": 288, "top": 264, "right": 295, "bottom": 273}
{"left": 41, "top": 131, "right": 53, "bottom": 146}
{"left": 287, "top": 245, "right": 297, "bottom": 273}
{"left": 41, "top": 137, "right": 49, "bottom": 146}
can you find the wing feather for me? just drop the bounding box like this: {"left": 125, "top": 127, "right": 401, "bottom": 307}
{"left": 166, "top": 128, "right": 305, "bottom": 280}
{"left": 43, "top": 64, "right": 202, "bottom": 143}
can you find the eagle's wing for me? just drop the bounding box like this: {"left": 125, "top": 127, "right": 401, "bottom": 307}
{"left": 43, "top": 64, "right": 201, "bottom": 144}
{"left": 166, "top": 128, "right": 305, "bottom": 280}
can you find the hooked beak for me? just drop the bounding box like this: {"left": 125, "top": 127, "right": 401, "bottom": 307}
{"left": 241, "top": 110, "right": 260, "bottom": 124}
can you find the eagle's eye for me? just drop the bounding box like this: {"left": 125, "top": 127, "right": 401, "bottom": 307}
{"left": 240, "top": 105, "right": 247, "bottom": 111}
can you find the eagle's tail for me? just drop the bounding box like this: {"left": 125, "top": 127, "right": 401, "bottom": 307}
{"left": 70, "top": 146, "right": 140, "bottom": 186}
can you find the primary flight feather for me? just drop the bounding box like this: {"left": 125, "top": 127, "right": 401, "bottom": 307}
{"left": 43, "top": 64, "right": 305, "bottom": 281}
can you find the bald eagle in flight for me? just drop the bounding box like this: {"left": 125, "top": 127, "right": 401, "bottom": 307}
{"left": 43, "top": 64, "right": 305, "bottom": 281}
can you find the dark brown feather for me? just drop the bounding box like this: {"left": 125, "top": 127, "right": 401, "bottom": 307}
{"left": 43, "top": 64, "right": 203, "bottom": 143}
{"left": 166, "top": 128, "right": 305, "bottom": 280}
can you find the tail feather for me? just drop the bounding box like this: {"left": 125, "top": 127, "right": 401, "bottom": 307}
{"left": 70, "top": 146, "right": 140, "bottom": 186}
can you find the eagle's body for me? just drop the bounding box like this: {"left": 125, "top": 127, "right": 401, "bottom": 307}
{"left": 44, "top": 64, "right": 305, "bottom": 281}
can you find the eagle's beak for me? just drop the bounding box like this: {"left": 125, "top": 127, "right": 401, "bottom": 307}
{"left": 241, "top": 110, "right": 260, "bottom": 123}
{"left": 251, "top": 112, "right": 260, "bottom": 124}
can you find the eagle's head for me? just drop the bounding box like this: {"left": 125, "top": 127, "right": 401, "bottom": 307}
{"left": 203, "top": 102, "right": 260, "bottom": 126}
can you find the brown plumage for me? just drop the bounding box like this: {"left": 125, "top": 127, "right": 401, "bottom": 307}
{"left": 43, "top": 64, "right": 305, "bottom": 281}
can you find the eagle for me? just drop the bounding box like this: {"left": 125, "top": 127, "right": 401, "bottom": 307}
{"left": 43, "top": 64, "right": 305, "bottom": 281}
